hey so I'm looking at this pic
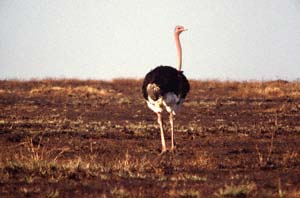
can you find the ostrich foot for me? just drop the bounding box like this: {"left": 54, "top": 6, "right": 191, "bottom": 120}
{"left": 159, "top": 148, "right": 167, "bottom": 155}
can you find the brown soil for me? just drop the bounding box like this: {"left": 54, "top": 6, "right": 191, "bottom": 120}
{"left": 0, "top": 79, "right": 300, "bottom": 197}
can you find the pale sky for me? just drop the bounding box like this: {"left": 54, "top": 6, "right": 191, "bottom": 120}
{"left": 1, "top": 1, "right": 300, "bottom": 80}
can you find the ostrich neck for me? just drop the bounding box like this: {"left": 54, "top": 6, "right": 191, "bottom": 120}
{"left": 174, "top": 33, "right": 182, "bottom": 71}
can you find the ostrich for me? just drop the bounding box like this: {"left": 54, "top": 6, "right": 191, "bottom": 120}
{"left": 142, "top": 25, "right": 190, "bottom": 154}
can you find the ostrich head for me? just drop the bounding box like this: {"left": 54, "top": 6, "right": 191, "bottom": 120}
{"left": 174, "top": 25, "right": 187, "bottom": 35}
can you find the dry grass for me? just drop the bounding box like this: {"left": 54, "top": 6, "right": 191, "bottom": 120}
{"left": 29, "top": 85, "right": 114, "bottom": 97}
{"left": 216, "top": 182, "right": 256, "bottom": 198}
{"left": 2, "top": 78, "right": 300, "bottom": 99}
{"left": 189, "top": 79, "right": 300, "bottom": 99}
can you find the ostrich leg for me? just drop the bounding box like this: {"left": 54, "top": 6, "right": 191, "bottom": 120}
{"left": 169, "top": 113, "right": 175, "bottom": 151}
{"left": 157, "top": 112, "right": 167, "bottom": 153}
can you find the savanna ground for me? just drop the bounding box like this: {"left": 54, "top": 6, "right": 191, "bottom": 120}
{"left": 0, "top": 79, "right": 300, "bottom": 197}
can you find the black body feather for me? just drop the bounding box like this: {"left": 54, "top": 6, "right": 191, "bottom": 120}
{"left": 142, "top": 66, "right": 190, "bottom": 101}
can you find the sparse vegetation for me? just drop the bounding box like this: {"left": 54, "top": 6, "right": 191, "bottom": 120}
{"left": 216, "top": 182, "right": 256, "bottom": 198}
{"left": 0, "top": 79, "right": 299, "bottom": 197}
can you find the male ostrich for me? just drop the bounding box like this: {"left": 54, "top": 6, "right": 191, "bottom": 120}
{"left": 142, "top": 25, "right": 190, "bottom": 153}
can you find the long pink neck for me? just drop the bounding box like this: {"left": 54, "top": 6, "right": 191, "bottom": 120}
{"left": 174, "top": 33, "right": 182, "bottom": 71}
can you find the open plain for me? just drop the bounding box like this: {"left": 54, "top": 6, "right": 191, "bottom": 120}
{"left": 0, "top": 79, "right": 300, "bottom": 197}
